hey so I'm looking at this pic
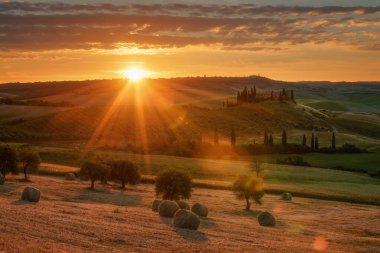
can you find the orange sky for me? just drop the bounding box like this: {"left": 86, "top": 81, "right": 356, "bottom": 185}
{"left": 1, "top": 2, "right": 380, "bottom": 83}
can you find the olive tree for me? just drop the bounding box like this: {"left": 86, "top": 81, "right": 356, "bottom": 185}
{"left": 155, "top": 170, "right": 192, "bottom": 201}
{"left": 109, "top": 159, "right": 141, "bottom": 189}
{"left": 80, "top": 160, "right": 109, "bottom": 190}
{"left": 232, "top": 174, "right": 264, "bottom": 211}
{"left": 0, "top": 145, "right": 19, "bottom": 180}
{"left": 18, "top": 149, "right": 40, "bottom": 181}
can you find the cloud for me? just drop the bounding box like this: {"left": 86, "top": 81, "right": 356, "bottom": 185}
{"left": 0, "top": 2, "right": 379, "bottom": 52}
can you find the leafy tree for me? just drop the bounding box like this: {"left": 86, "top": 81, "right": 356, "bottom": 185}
{"left": 311, "top": 132, "right": 315, "bottom": 149}
{"left": 214, "top": 128, "right": 219, "bottom": 145}
{"left": 332, "top": 132, "right": 336, "bottom": 149}
{"left": 232, "top": 174, "right": 264, "bottom": 211}
{"left": 270, "top": 91, "right": 274, "bottom": 100}
{"left": 109, "top": 159, "right": 141, "bottom": 189}
{"left": 155, "top": 170, "right": 192, "bottom": 201}
{"left": 231, "top": 127, "right": 236, "bottom": 147}
{"left": 80, "top": 160, "right": 109, "bottom": 190}
{"left": 302, "top": 134, "right": 307, "bottom": 146}
{"left": 18, "top": 149, "right": 40, "bottom": 181}
{"left": 282, "top": 130, "right": 287, "bottom": 146}
{"left": 0, "top": 145, "right": 18, "bottom": 179}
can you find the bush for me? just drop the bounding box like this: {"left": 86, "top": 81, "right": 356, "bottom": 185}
{"left": 155, "top": 170, "right": 192, "bottom": 201}
{"left": 18, "top": 149, "right": 40, "bottom": 181}
{"left": 80, "top": 160, "right": 109, "bottom": 190}
{"left": 0, "top": 145, "right": 19, "bottom": 179}
{"left": 369, "top": 170, "right": 380, "bottom": 178}
{"left": 277, "top": 156, "right": 310, "bottom": 166}
{"left": 109, "top": 159, "right": 141, "bottom": 189}
{"left": 232, "top": 174, "right": 264, "bottom": 211}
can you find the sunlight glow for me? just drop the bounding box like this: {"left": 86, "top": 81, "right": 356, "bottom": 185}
{"left": 123, "top": 68, "right": 147, "bottom": 82}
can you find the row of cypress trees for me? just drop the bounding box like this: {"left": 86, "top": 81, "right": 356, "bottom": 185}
{"left": 207, "top": 128, "right": 337, "bottom": 150}
{"left": 236, "top": 87, "right": 296, "bottom": 104}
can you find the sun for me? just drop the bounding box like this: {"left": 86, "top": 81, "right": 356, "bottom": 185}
{"left": 123, "top": 68, "right": 147, "bottom": 82}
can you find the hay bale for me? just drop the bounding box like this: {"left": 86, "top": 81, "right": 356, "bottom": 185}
{"left": 0, "top": 173, "right": 4, "bottom": 185}
{"left": 258, "top": 211, "right": 276, "bottom": 227}
{"left": 158, "top": 200, "right": 179, "bottom": 218}
{"left": 152, "top": 199, "right": 162, "bottom": 212}
{"left": 173, "top": 209, "right": 200, "bottom": 230}
{"left": 65, "top": 173, "right": 76, "bottom": 181}
{"left": 21, "top": 187, "right": 41, "bottom": 202}
{"left": 191, "top": 203, "right": 208, "bottom": 217}
{"left": 177, "top": 200, "right": 190, "bottom": 210}
{"left": 281, "top": 192, "right": 292, "bottom": 201}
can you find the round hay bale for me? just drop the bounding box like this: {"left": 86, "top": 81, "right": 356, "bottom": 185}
{"left": 158, "top": 200, "right": 179, "bottom": 218}
{"left": 258, "top": 211, "right": 276, "bottom": 227}
{"left": 191, "top": 203, "right": 208, "bottom": 217}
{"left": 177, "top": 200, "right": 190, "bottom": 210}
{"left": 21, "top": 187, "right": 41, "bottom": 203}
{"left": 173, "top": 209, "right": 200, "bottom": 230}
{"left": 0, "top": 173, "right": 4, "bottom": 185}
{"left": 65, "top": 173, "right": 76, "bottom": 181}
{"left": 281, "top": 192, "right": 292, "bottom": 201}
{"left": 152, "top": 199, "right": 162, "bottom": 212}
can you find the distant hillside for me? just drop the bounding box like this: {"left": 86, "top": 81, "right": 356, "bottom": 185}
{"left": 0, "top": 76, "right": 379, "bottom": 150}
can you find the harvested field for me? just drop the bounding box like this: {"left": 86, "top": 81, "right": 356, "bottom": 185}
{"left": 0, "top": 176, "right": 379, "bottom": 252}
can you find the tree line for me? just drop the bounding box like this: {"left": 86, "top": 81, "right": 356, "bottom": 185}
{"left": 236, "top": 86, "right": 296, "bottom": 104}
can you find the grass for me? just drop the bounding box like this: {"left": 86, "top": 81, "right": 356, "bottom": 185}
{"left": 332, "top": 118, "right": 380, "bottom": 139}
{"left": 37, "top": 149, "right": 380, "bottom": 205}
{"left": 299, "top": 99, "right": 348, "bottom": 111}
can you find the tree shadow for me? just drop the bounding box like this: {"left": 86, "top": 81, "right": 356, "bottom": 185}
{"left": 62, "top": 187, "right": 142, "bottom": 207}
{"left": 0, "top": 181, "right": 21, "bottom": 194}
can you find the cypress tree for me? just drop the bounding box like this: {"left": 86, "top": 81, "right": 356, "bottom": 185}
{"left": 264, "top": 130, "right": 268, "bottom": 145}
{"left": 242, "top": 87, "right": 248, "bottom": 102}
{"left": 253, "top": 86, "right": 257, "bottom": 100}
{"left": 269, "top": 134, "right": 273, "bottom": 146}
{"left": 237, "top": 92, "right": 241, "bottom": 104}
{"left": 231, "top": 128, "right": 236, "bottom": 147}
{"left": 214, "top": 128, "right": 219, "bottom": 145}
{"left": 311, "top": 132, "right": 315, "bottom": 149}
{"left": 332, "top": 132, "right": 336, "bottom": 149}
{"left": 282, "top": 130, "right": 287, "bottom": 146}
{"left": 302, "top": 134, "right": 307, "bottom": 146}
{"left": 291, "top": 89, "right": 295, "bottom": 103}
{"left": 315, "top": 136, "right": 319, "bottom": 150}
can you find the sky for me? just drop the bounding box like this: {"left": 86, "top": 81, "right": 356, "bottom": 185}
{"left": 0, "top": 0, "right": 380, "bottom": 83}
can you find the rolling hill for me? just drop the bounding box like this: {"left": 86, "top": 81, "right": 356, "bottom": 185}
{"left": 0, "top": 76, "right": 379, "bottom": 151}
